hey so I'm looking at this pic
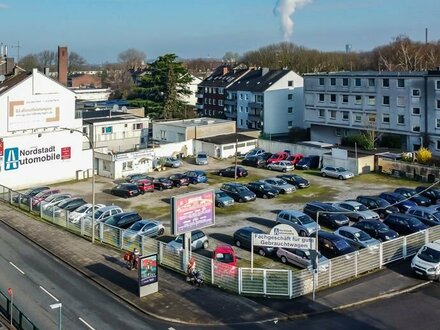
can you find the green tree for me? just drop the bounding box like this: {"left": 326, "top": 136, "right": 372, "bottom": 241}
{"left": 129, "top": 54, "right": 193, "bottom": 119}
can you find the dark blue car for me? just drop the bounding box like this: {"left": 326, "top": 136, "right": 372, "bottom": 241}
{"left": 379, "top": 192, "right": 417, "bottom": 213}
{"left": 183, "top": 170, "right": 208, "bottom": 184}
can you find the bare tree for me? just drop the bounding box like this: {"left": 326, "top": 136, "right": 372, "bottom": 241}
{"left": 118, "top": 49, "right": 146, "bottom": 70}
{"left": 38, "top": 50, "right": 56, "bottom": 70}
{"left": 18, "top": 54, "right": 40, "bottom": 71}
{"left": 69, "top": 52, "right": 88, "bottom": 72}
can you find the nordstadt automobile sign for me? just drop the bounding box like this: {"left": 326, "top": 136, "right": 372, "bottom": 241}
{"left": 4, "top": 145, "right": 70, "bottom": 171}
{"left": 253, "top": 233, "right": 315, "bottom": 250}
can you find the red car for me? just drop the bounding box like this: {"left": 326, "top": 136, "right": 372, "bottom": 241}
{"left": 286, "top": 153, "right": 304, "bottom": 165}
{"left": 136, "top": 179, "right": 154, "bottom": 194}
{"left": 266, "top": 152, "right": 289, "bottom": 164}
{"left": 31, "top": 189, "right": 61, "bottom": 206}
{"left": 213, "top": 244, "right": 238, "bottom": 276}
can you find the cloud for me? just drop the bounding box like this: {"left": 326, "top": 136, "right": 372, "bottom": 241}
{"left": 274, "top": 0, "right": 312, "bottom": 40}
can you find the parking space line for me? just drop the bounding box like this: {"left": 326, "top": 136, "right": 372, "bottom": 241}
{"left": 39, "top": 286, "right": 59, "bottom": 302}
{"left": 79, "top": 317, "right": 95, "bottom": 330}
{"left": 9, "top": 261, "right": 25, "bottom": 275}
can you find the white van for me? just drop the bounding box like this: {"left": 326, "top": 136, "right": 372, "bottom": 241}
{"left": 411, "top": 239, "right": 440, "bottom": 281}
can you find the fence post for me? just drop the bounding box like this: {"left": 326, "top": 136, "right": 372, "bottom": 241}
{"left": 355, "top": 251, "right": 358, "bottom": 277}
{"left": 119, "top": 229, "right": 123, "bottom": 249}
{"left": 158, "top": 242, "right": 163, "bottom": 264}
{"left": 238, "top": 268, "right": 242, "bottom": 295}
{"left": 140, "top": 236, "right": 144, "bottom": 255}
{"left": 328, "top": 260, "right": 332, "bottom": 286}
{"left": 80, "top": 218, "right": 85, "bottom": 236}
{"left": 8, "top": 189, "right": 12, "bottom": 204}
{"left": 379, "top": 243, "right": 383, "bottom": 269}
{"left": 211, "top": 259, "right": 215, "bottom": 286}
{"left": 288, "top": 270, "right": 292, "bottom": 299}
{"left": 425, "top": 228, "right": 430, "bottom": 244}
{"left": 65, "top": 211, "right": 69, "bottom": 228}
{"left": 403, "top": 236, "right": 407, "bottom": 259}
{"left": 263, "top": 269, "right": 267, "bottom": 296}
{"left": 99, "top": 223, "right": 103, "bottom": 242}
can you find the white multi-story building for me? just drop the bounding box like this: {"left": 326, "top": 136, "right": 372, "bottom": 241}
{"left": 224, "top": 68, "right": 305, "bottom": 135}
{"left": 304, "top": 70, "right": 440, "bottom": 153}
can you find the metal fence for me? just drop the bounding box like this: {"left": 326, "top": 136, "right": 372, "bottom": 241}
{"left": 1, "top": 184, "right": 439, "bottom": 301}
{"left": 0, "top": 289, "right": 39, "bottom": 330}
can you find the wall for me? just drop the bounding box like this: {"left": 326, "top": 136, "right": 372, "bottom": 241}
{"left": 70, "top": 74, "right": 102, "bottom": 88}
{"left": 322, "top": 154, "right": 374, "bottom": 174}
{"left": 377, "top": 157, "right": 440, "bottom": 182}
{"left": 257, "top": 139, "right": 331, "bottom": 157}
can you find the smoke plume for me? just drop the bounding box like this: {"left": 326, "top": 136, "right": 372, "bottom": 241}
{"left": 274, "top": 0, "right": 312, "bottom": 40}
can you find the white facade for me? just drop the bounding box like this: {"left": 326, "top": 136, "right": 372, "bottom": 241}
{"left": 0, "top": 69, "right": 91, "bottom": 189}
{"left": 181, "top": 75, "right": 202, "bottom": 106}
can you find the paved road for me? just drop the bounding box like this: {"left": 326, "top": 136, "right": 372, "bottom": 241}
{"left": 0, "top": 222, "right": 163, "bottom": 330}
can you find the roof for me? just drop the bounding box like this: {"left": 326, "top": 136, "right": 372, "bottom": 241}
{"left": 198, "top": 133, "right": 256, "bottom": 145}
{"left": 303, "top": 71, "right": 428, "bottom": 78}
{"left": 83, "top": 114, "right": 144, "bottom": 124}
{"left": 227, "top": 69, "right": 290, "bottom": 92}
{"left": 0, "top": 71, "right": 31, "bottom": 95}
{"left": 199, "top": 65, "right": 250, "bottom": 87}
{"left": 155, "top": 117, "right": 230, "bottom": 128}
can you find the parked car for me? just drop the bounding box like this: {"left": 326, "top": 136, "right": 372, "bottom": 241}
{"left": 317, "top": 230, "right": 355, "bottom": 259}
{"left": 183, "top": 170, "right": 208, "bottom": 184}
{"left": 259, "top": 177, "right": 295, "bottom": 194}
{"left": 220, "top": 182, "right": 256, "bottom": 203}
{"left": 295, "top": 155, "right": 321, "bottom": 170}
{"left": 69, "top": 203, "right": 106, "bottom": 223}
{"left": 334, "top": 226, "right": 380, "bottom": 250}
{"left": 135, "top": 178, "right": 155, "bottom": 194}
{"left": 406, "top": 206, "right": 440, "bottom": 227}
{"left": 233, "top": 226, "right": 274, "bottom": 256}
{"left": 332, "top": 201, "right": 380, "bottom": 221}
{"left": 244, "top": 148, "right": 265, "bottom": 159}
{"left": 411, "top": 240, "right": 440, "bottom": 280}
{"left": 275, "top": 210, "right": 320, "bottom": 236}
{"left": 241, "top": 156, "right": 267, "bottom": 168}
{"left": 110, "top": 183, "right": 141, "bottom": 198}
{"left": 266, "top": 151, "right": 289, "bottom": 165}
{"left": 153, "top": 177, "right": 174, "bottom": 190}
{"left": 40, "top": 193, "right": 72, "bottom": 212}
{"left": 167, "top": 230, "right": 209, "bottom": 251}
{"left": 30, "top": 189, "right": 61, "bottom": 207}
{"left": 168, "top": 174, "right": 190, "bottom": 187}
{"left": 383, "top": 213, "right": 429, "bottom": 235}
{"left": 125, "top": 173, "right": 153, "bottom": 183}
{"left": 356, "top": 195, "right": 399, "bottom": 219}
{"left": 321, "top": 166, "right": 354, "bottom": 180}
{"left": 104, "top": 211, "right": 142, "bottom": 229}
{"left": 379, "top": 192, "right": 417, "bottom": 213}
{"left": 123, "top": 220, "right": 165, "bottom": 239}
{"left": 303, "top": 201, "right": 350, "bottom": 228}
{"left": 266, "top": 160, "right": 295, "bottom": 172}
{"left": 212, "top": 244, "right": 237, "bottom": 266}
{"left": 285, "top": 153, "right": 304, "bottom": 165}
{"left": 215, "top": 190, "right": 235, "bottom": 207}
{"left": 245, "top": 181, "right": 279, "bottom": 199}
{"left": 352, "top": 219, "right": 399, "bottom": 242}
{"left": 52, "top": 197, "right": 87, "bottom": 216}
{"left": 415, "top": 186, "right": 440, "bottom": 204}
{"left": 162, "top": 157, "right": 183, "bottom": 168}
{"left": 277, "top": 247, "right": 328, "bottom": 270}
{"left": 260, "top": 152, "right": 273, "bottom": 162}
{"left": 217, "top": 166, "right": 248, "bottom": 178}
{"left": 84, "top": 205, "right": 123, "bottom": 224}
{"left": 276, "top": 174, "right": 310, "bottom": 189}
{"left": 16, "top": 186, "right": 50, "bottom": 204}
{"left": 195, "top": 152, "right": 209, "bottom": 165}
{"left": 394, "top": 188, "right": 431, "bottom": 206}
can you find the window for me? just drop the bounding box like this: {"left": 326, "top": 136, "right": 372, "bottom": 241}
{"left": 342, "top": 111, "right": 349, "bottom": 121}
{"left": 218, "top": 99, "right": 223, "bottom": 106}
{"left": 382, "top": 79, "right": 389, "bottom": 87}
{"left": 335, "top": 128, "right": 342, "bottom": 136}
{"left": 354, "top": 78, "right": 361, "bottom": 87}
{"left": 437, "top": 100, "right": 440, "bottom": 109}
{"left": 330, "top": 110, "right": 336, "bottom": 119}
{"left": 319, "top": 109, "right": 325, "bottom": 117}
{"left": 245, "top": 107, "right": 249, "bottom": 113}
{"left": 398, "top": 115, "right": 405, "bottom": 125}
{"left": 398, "top": 79, "right": 405, "bottom": 88}
{"left": 288, "top": 121, "right": 293, "bottom": 127}
{"left": 239, "top": 93, "right": 243, "bottom": 100}
{"left": 436, "top": 81, "right": 440, "bottom": 90}
{"left": 288, "top": 94, "right": 293, "bottom": 100}
{"left": 160, "top": 130, "right": 166, "bottom": 140}
{"left": 368, "top": 78, "right": 375, "bottom": 87}
{"left": 330, "top": 78, "right": 336, "bottom": 86}
{"left": 383, "top": 96, "right": 390, "bottom": 105}
{"left": 330, "top": 94, "right": 336, "bottom": 103}
{"left": 412, "top": 107, "right": 421, "bottom": 115}
{"left": 342, "top": 95, "right": 349, "bottom": 103}
{"left": 397, "top": 96, "right": 405, "bottom": 107}
{"left": 288, "top": 107, "right": 293, "bottom": 113}
{"left": 256, "top": 95, "right": 264, "bottom": 102}
{"left": 368, "top": 96, "right": 376, "bottom": 106}
{"left": 208, "top": 98, "right": 212, "bottom": 104}
{"left": 436, "top": 119, "right": 440, "bottom": 128}
{"left": 342, "top": 78, "right": 349, "bottom": 86}
{"left": 239, "top": 106, "right": 243, "bottom": 112}
{"left": 437, "top": 140, "right": 440, "bottom": 150}
{"left": 319, "top": 78, "right": 324, "bottom": 86}
{"left": 368, "top": 115, "right": 376, "bottom": 123}
{"left": 101, "top": 126, "right": 112, "bottom": 134}
{"left": 354, "top": 114, "right": 362, "bottom": 122}
{"left": 355, "top": 95, "right": 362, "bottom": 105}
{"left": 133, "top": 123, "right": 143, "bottom": 130}
{"left": 122, "top": 161, "right": 133, "bottom": 171}
{"left": 213, "top": 99, "right": 217, "bottom": 105}
{"left": 219, "top": 88, "right": 224, "bottom": 94}
{"left": 288, "top": 80, "right": 293, "bottom": 87}
{"left": 412, "top": 125, "right": 421, "bottom": 132}
{"left": 412, "top": 89, "right": 421, "bottom": 97}
{"left": 319, "top": 94, "right": 325, "bottom": 102}
{"left": 244, "top": 94, "right": 248, "bottom": 100}
{"left": 383, "top": 115, "right": 390, "bottom": 123}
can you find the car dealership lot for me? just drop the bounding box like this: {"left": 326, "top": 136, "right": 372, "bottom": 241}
{"left": 50, "top": 156, "right": 420, "bottom": 270}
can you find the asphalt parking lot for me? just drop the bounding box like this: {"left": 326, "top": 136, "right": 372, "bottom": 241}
{"left": 51, "top": 155, "right": 421, "bottom": 269}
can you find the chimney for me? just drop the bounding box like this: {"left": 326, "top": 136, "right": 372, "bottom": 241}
{"left": 44, "top": 67, "right": 50, "bottom": 76}
{"left": 222, "top": 66, "right": 229, "bottom": 76}
{"left": 57, "top": 46, "right": 68, "bottom": 86}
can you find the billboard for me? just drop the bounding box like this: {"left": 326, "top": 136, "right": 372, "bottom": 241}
{"left": 171, "top": 189, "right": 215, "bottom": 235}
{"left": 138, "top": 254, "right": 158, "bottom": 287}
{"left": 253, "top": 233, "right": 315, "bottom": 250}
{"left": 8, "top": 95, "right": 60, "bottom": 131}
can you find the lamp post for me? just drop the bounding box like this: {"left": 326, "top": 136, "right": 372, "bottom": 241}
{"left": 60, "top": 127, "right": 96, "bottom": 243}
{"left": 50, "top": 303, "right": 62, "bottom": 330}
{"left": 312, "top": 211, "right": 320, "bottom": 301}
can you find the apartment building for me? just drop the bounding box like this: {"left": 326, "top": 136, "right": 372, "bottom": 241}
{"left": 225, "top": 68, "right": 305, "bottom": 135}
{"left": 304, "top": 70, "right": 440, "bottom": 154}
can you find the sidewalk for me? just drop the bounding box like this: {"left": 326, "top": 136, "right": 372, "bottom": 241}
{"left": 0, "top": 203, "right": 427, "bottom": 326}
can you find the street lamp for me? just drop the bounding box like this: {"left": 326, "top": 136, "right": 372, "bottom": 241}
{"left": 50, "top": 302, "right": 62, "bottom": 330}
{"left": 60, "top": 127, "right": 96, "bottom": 243}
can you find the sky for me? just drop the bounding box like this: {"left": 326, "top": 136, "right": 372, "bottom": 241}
{"left": 1, "top": 0, "right": 439, "bottom": 64}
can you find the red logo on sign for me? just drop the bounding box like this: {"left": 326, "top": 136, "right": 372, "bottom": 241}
{"left": 61, "top": 147, "right": 71, "bottom": 160}
{"left": 0, "top": 140, "right": 3, "bottom": 157}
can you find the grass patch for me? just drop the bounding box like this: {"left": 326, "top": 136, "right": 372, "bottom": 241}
{"left": 132, "top": 205, "right": 171, "bottom": 219}
{"left": 206, "top": 172, "right": 265, "bottom": 186}
{"left": 349, "top": 172, "right": 420, "bottom": 187}
{"left": 215, "top": 202, "right": 254, "bottom": 215}
{"left": 274, "top": 185, "right": 338, "bottom": 204}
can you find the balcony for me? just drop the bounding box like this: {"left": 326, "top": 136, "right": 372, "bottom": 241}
{"left": 224, "top": 99, "right": 236, "bottom": 105}
{"left": 248, "top": 102, "right": 263, "bottom": 109}
{"left": 248, "top": 109, "right": 262, "bottom": 120}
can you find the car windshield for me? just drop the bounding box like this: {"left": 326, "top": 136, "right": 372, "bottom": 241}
{"left": 408, "top": 218, "right": 422, "bottom": 227}
{"left": 105, "top": 217, "right": 117, "bottom": 226}
{"left": 334, "top": 238, "right": 351, "bottom": 249}
{"left": 376, "top": 199, "right": 391, "bottom": 207}
{"left": 216, "top": 253, "right": 234, "bottom": 263}
{"left": 392, "top": 195, "right": 404, "bottom": 202}
{"left": 45, "top": 194, "right": 60, "bottom": 202}
{"left": 374, "top": 223, "right": 390, "bottom": 233}
{"left": 75, "top": 204, "right": 90, "bottom": 213}
{"left": 298, "top": 215, "right": 314, "bottom": 224}
{"left": 174, "top": 235, "right": 183, "bottom": 244}
{"left": 129, "top": 222, "right": 145, "bottom": 231}
{"left": 336, "top": 167, "right": 347, "bottom": 172}
{"left": 236, "top": 186, "right": 248, "bottom": 192}
{"left": 403, "top": 190, "right": 415, "bottom": 197}
{"left": 354, "top": 231, "right": 372, "bottom": 241}
{"left": 325, "top": 205, "right": 340, "bottom": 212}
{"left": 275, "top": 179, "right": 286, "bottom": 185}
{"left": 197, "top": 154, "right": 207, "bottom": 159}
{"left": 433, "top": 212, "right": 440, "bottom": 220}
{"left": 94, "top": 210, "right": 104, "bottom": 218}
{"left": 262, "top": 183, "right": 273, "bottom": 190}
{"left": 418, "top": 246, "right": 440, "bottom": 263}
{"left": 217, "top": 192, "right": 227, "bottom": 198}
{"left": 353, "top": 204, "right": 368, "bottom": 211}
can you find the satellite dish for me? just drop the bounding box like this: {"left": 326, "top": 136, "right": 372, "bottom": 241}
{"left": 0, "top": 75, "right": 5, "bottom": 83}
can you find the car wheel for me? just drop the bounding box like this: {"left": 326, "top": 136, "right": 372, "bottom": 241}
{"left": 282, "top": 169, "right": 287, "bottom": 173}
{"left": 338, "top": 175, "right": 344, "bottom": 180}
{"left": 281, "top": 190, "right": 286, "bottom": 194}
{"left": 193, "top": 181, "right": 198, "bottom": 185}
{"left": 203, "top": 241, "right": 209, "bottom": 249}
{"left": 263, "top": 194, "right": 268, "bottom": 199}
{"left": 281, "top": 256, "right": 287, "bottom": 264}
{"left": 219, "top": 172, "right": 223, "bottom": 176}
{"left": 322, "top": 172, "right": 326, "bottom": 177}
{"left": 235, "top": 240, "right": 241, "bottom": 247}
{"left": 238, "top": 198, "right": 244, "bottom": 203}
{"left": 357, "top": 217, "right": 363, "bottom": 222}
{"left": 159, "top": 186, "right": 163, "bottom": 191}
{"left": 379, "top": 213, "right": 385, "bottom": 219}
{"left": 268, "top": 166, "right": 272, "bottom": 170}
{"left": 258, "top": 249, "right": 266, "bottom": 257}
{"left": 299, "top": 231, "right": 306, "bottom": 237}
{"left": 158, "top": 228, "right": 164, "bottom": 235}
{"left": 175, "top": 183, "right": 181, "bottom": 188}
{"left": 217, "top": 202, "right": 223, "bottom": 208}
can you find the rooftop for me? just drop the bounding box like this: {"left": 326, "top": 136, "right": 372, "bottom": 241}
{"left": 227, "top": 69, "right": 290, "bottom": 92}
{"left": 198, "top": 133, "right": 257, "bottom": 145}
{"left": 83, "top": 113, "right": 146, "bottom": 124}
{"left": 154, "top": 117, "right": 232, "bottom": 128}
{"left": 303, "top": 71, "right": 430, "bottom": 77}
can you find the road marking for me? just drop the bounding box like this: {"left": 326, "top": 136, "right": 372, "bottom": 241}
{"left": 168, "top": 328, "right": 176, "bottom": 330}
{"left": 9, "top": 262, "right": 25, "bottom": 275}
{"left": 39, "top": 286, "right": 59, "bottom": 302}
{"left": 79, "top": 317, "right": 95, "bottom": 330}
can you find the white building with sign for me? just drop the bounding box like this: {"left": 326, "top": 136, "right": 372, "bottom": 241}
{"left": 0, "top": 69, "right": 91, "bottom": 189}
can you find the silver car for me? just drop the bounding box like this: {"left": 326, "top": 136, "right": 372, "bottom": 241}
{"left": 277, "top": 248, "right": 328, "bottom": 271}
{"left": 167, "top": 230, "right": 209, "bottom": 251}
{"left": 162, "top": 157, "right": 183, "bottom": 168}
{"left": 332, "top": 201, "right": 380, "bottom": 221}
{"left": 259, "top": 177, "right": 295, "bottom": 194}
{"left": 334, "top": 226, "right": 380, "bottom": 250}
{"left": 275, "top": 210, "right": 320, "bottom": 236}
{"left": 123, "top": 220, "right": 165, "bottom": 239}
{"left": 195, "top": 152, "right": 208, "bottom": 165}
{"left": 266, "top": 161, "right": 295, "bottom": 172}
{"left": 40, "top": 193, "right": 72, "bottom": 212}
{"left": 69, "top": 203, "right": 106, "bottom": 223}
{"left": 321, "top": 166, "right": 354, "bottom": 180}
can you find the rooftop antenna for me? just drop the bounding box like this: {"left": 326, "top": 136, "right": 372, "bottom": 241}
{"left": 10, "top": 41, "right": 20, "bottom": 61}
{"left": 425, "top": 27, "right": 428, "bottom": 45}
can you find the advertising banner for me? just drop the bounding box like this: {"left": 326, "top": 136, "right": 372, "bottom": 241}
{"left": 138, "top": 254, "right": 158, "bottom": 287}
{"left": 171, "top": 189, "right": 215, "bottom": 235}
{"left": 253, "top": 233, "right": 315, "bottom": 250}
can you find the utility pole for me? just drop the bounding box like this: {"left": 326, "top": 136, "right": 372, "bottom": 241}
{"left": 11, "top": 41, "right": 20, "bottom": 61}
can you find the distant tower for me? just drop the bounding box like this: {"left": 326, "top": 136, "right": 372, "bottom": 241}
{"left": 345, "top": 44, "right": 352, "bottom": 54}
{"left": 57, "top": 46, "right": 68, "bottom": 86}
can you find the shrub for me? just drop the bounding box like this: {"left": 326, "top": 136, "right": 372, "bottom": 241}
{"left": 416, "top": 147, "right": 432, "bottom": 164}
{"left": 341, "top": 134, "right": 373, "bottom": 150}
